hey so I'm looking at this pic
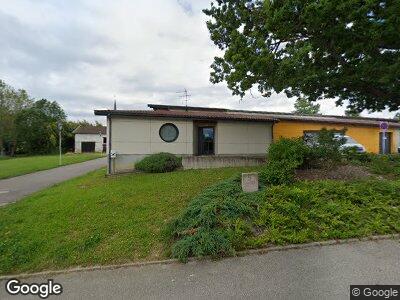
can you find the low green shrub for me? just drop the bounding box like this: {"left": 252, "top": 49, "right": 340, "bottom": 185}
{"left": 247, "top": 180, "right": 400, "bottom": 247}
{"left": 267, "top": 138, "right": 310, "bottom": 167}
{"left": 388, "top": 154, "right": 400, "bottom": 163}
{"left": 345, "top": 152, "right": 400, "bottom": 177}
{"left": 342, "top": 148, "right": 373, "bottom": 163}
{"left": 135, "top": 152, "right": 182, "bottom": 173}
{"left": 267, "top": 129, "right": 345, "bottom": 172}
{"left": 167, "top": 177, "right": 400, "bottom": 262}
{"left": 367, "top": 155, "right": 400, "bottom": 177}
{"left": 165, "top": 176, "right": 261, "bottom": 262}
{"left": 262, "top": 138, "right": 310, "bottom": 185}
{"left": 260, "top": 160, "right": 298, "bottom": 185}
{"left": 304, "top": 128, "right": 345, "bottom": 168}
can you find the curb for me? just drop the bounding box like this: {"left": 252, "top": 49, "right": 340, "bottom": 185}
{"left": 1, "top": 233, "right": 399, "bottom": 280}
{"left": 235, "top": 233, "right": 400, "bottom": 257}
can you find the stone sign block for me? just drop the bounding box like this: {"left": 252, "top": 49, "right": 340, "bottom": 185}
{"left": 241, "top": 172, "right": 259, "bottom": 193}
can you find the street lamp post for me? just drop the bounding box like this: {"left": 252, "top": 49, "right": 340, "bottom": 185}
{"left": 58, "top": 121, "right": 62, "bottom": 166}
{"left": 99, "top": 131, "right": 103, "bottom": 153}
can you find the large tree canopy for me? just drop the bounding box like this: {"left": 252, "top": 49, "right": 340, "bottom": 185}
{"left": 204, "top": 0, "right": 400, "bottom": 112}
{"left": 16, "top": 99, "right": 66, "bottom": 154}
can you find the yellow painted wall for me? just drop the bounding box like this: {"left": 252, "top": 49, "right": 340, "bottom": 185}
{"left": 273, "top": 121, "right": 398, "bottom": 154}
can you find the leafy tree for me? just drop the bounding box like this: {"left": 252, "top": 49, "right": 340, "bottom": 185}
{"left": 345, "top": 108, "right": 361, "bottom": 117}
{"left": 204, "top": 0, "right": 400, "bottom": 112}
{"left": 33, "top": 99, "right": 66, "bottom": 121}
{"left": 0, "top": 80, "right": 32, "bottom": 155}
{"left": 16, "top": 99, "right": 66, "bottom": 154}
{"left": 294, "top": 97, "right": 320, "bottom": 115}
{"left": 94, "top": 120, "right": 103, "bottom": 127}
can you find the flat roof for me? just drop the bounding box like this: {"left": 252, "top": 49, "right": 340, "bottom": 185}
{"left": 94, "top": 104, "right": 400, "bottom": 128}
{"left": 94, "top": 109, "right": 278, "bottom": 122}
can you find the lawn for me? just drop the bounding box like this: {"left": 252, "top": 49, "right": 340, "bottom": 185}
{"left": 0, "top": 166, "right": 260, "bottom": 275}
{"left": 1, "top": 153, "right": 399, "bottom": 275}
{"left": 0, "top": 153, "right": 104, "bottom": 179}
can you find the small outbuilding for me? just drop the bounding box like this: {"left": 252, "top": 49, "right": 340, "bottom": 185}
{"left": 73, "top": 125, "right": 107, "bottom": 153}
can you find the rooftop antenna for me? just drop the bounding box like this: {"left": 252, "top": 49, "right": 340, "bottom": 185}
{"left": 176, "top": 88, "right": 191, "bottom": 110}
{"left": 113, "top": 95, "right": 117, "bottom": 110}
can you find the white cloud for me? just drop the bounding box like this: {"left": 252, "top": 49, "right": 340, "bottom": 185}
{"left": 0, "top": 0, "right": 396, "bottom": 122}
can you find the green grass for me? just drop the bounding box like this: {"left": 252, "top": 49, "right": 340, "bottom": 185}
{"left": 167, "top": 176, "right": 400, "bottom": 261}
{"left": 0, "top": 153, "right": 104, "bottom": 179}
{"left": 2, "top": 157, "right": 399, "bottom": 275}
{"left": 0, "top": 166, "right": 260, "bottom": 275}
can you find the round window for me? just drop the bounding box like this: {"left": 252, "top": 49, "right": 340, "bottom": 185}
{"left": 159, "top": 123, "right": 179, "bottom": 142}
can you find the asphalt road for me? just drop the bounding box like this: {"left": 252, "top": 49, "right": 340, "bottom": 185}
{"left": 1, "top": 239, "right": 399, "bottom": 300}
{"left": 0, "top": 157, "right": 106, "bottom": 205}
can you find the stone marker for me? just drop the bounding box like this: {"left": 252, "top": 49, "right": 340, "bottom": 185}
{"left": 241, "top": 172, "right": 259, "bottom": 192}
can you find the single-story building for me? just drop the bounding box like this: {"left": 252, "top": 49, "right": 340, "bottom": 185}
{"left": 73, "top": 125, "right": 107, "bottom": 153}
{"left": 94, "top": 104, "right": 400, "bottom": 174}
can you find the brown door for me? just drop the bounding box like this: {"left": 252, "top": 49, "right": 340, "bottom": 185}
{"left": 81, "top": 142, "right": 95, "bottom": 153}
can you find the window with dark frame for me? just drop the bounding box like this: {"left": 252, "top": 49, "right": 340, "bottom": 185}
{"left": 159, "top": 123, "right": 179, "bottom": 142}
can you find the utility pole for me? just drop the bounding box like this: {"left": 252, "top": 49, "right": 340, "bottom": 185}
{"left": 58, "top": 121, "right": 62, "bottom": 166}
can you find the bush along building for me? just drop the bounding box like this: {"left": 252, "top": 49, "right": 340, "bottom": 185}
{"left": 94, "top": 104, "right": 400, "bottom": 174}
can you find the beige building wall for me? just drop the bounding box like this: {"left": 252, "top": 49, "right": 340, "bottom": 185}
{"left": 74, "top": 133, "right": 105, "bottom": 153}
{"left": 111, "top": 117, "right": 193, "bottom": 155}
{"left": 109, "top": 117, "right": 272, "bottom": 173}
{"left": 215, "top": 121, "right": 273, "bottom": 155}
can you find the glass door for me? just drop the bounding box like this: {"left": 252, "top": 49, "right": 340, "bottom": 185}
{"left": 198, "top": 127, "right": 215, "bottom": 155}
{"left": 379, "top": 132, "right": 392, "bottom": 154}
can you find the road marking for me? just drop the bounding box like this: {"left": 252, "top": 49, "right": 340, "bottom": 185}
{"left": 0, "top": 190, "right": 10, "bottom": 194}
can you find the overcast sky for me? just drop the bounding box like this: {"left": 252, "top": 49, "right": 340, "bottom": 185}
{"left": 0, "top": 0, "right": 396, "bottom": 122}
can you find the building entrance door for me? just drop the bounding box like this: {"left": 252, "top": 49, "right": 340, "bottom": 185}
{"left": 198, "top": 127, "right": 215, "bottom": 155}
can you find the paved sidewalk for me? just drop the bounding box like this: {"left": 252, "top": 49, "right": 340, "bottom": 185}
{"left": 0, "top": 158, "right": 106, "bottom": 205}
{"left": 1, "top": 239, "right": 399, "bottom": 299}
